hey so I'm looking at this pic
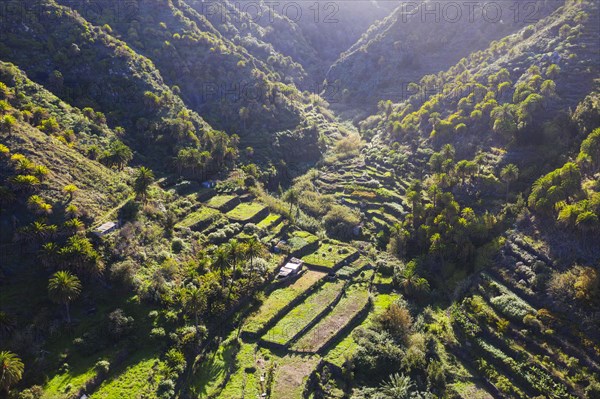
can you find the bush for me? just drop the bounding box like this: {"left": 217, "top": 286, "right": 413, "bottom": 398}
{"left": 171, "top": 238, "right": 184, "bottom": 253}
{"left": 110, "top": 260, "right": 138, "bottom": 289}
{"left": 323, "top": 205, "right": 360, "bottom": 239}
{"left": 94, "top": 360, "right": 110, "bottom": 375}
{"left": 165, "top": 348, "right": 187, "bottom": 376}
{"left": 107, "top": 309, "right": 134, "bottom": 339}
{"left": 157, "top": 379, "right": 175, "bottom": 399}
{"left": 150, "top": 327, "right": 166, "bottom": 340}
{"left": 375, "top": 303, "right": 413, "bottom": 343}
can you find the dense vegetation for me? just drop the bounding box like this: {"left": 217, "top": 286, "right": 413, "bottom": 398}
{"left": 0, "top": 0, "right": 598, "bottom": 398}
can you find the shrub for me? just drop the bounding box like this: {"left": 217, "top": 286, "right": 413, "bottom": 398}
{"left": 150, "top": 327, "right": 166, "bottom": 340}
{"left": 375, "top": 303, "right": 413, "bottom": 343}
{"left": 157, "top": 379, "right": 175, "bottom": 399}
{"left": 164, "top": 348, "right": 187, "bottom": 376}
{"left": 94, "top": 360, "right": 110, "bottom": 375}
{"left": 171, "top": 238, "right": 184, "bottom": 253}
{"left": 107, "top": 309, "right": 134, "bottom": 339}
{"left": 323, "top": 205, "right": 360, "bottom": 239}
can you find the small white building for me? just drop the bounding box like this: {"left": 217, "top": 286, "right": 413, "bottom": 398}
{"left": 93, "top": 221, "right": 117, "bottom": 237}
{"left": 277, "top": 257, "right": 304, "bottom": 279}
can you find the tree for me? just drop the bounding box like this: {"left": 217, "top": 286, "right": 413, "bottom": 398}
{"left": 0, "top": 114, "right": 16, "bottom": 137}
{"left": 184, "top": 285, "right": 206, "bottom": 328}
{"left": 27, "top": 195, "right": 52, "bottom": 215}
{"left": 500, "top": 164, "right": 519, "bottom": 202}
{"left": 387, "top": 223, "right": 409, "bottom": 259}
{"left": 0, "top": 311, "right": 16, "bottom": 338}
{"left": 394, "top": 260, "right": 429, "bottom": 298}
{"left": 213, "top": 246, "right": 230, "bottom": 286}
{"left": 134, "top": 167, "right": 154, "bottom": 200}
{"left": 283, "top": 188, "right": 299, "bottom": 218}
{"left": 63, "top": 184, "right": 78, "bottom": 202}
{"left": 0, "top": 351, "right": 24, "bottom": 393}
{"left": 455, "top": 160, "right": 477, "bottom": 185}
{"left": 103, "top": 140, "right": 132, "bottom": 170}
{"left": 10, "top": 175, "right": 39, "bottom": 192}
{"left": 244, "top": 236, "right": 264, "bottom": 275}
{"left": 48, "top": 270, "right": 81, "bottom": 323}
{"left": 491, "top": 103, "right": 517, "bottom": 141}
{"left": 375, "top": 303, "right": 413, "bottom": 343}
{"left": 33, "top": 165, "right": 49, "bottom": 181}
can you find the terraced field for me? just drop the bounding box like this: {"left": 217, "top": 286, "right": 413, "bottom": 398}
{"left": 263, "top": 280, "right": 346, "bottom": 346}
{"left": 301, "top": 241, "right": 358, "bottom": 269}
{"left": 292, "top": 283, "right": 370, "bottom": 353}
{"left": 226, "top": 202, "right": 268, "bottom": 223}
{"left": 176, "top": 207, "right": 221, "bottom": 229}
{"left": 243, "top": 270, "right": 326, "bottom": 336}
{"left": 450, "top": 234, "right": 600, "bottom": 399}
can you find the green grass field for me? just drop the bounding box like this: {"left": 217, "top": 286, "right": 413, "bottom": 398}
{"left": 226, "top": 202, "right": 267, "bottom": 222}
{"left": 205, "top": 195, "right": 238, "bottom": 210}
{"left": 301, "top": 242, "right": 357, "bottom": 269}
{"left": 292, "top": 284, "right": 370, "bottom": 353}
{"left": 243, "top": 270, "right": 326, "bottom": 335}
{"left": 257, "top": 213, "right": 282, "bottom": 229}
{"left": 323, "top": 292, "right": 400, "bottom": 367}
{"left": 263, "top": 280, "right": 345, "bottom": 345}
{"left": 176, "top": 207, "right": 221, "bottom": 229}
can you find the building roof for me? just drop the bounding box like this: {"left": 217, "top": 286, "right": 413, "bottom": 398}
{"left": 277, "top": 268, "right": 294, "bottom": 277}
{"left": 95, "top": 221, "right": 117, "bottom": 234}
{"left": 283, "top": 261, "right": 303, "bottom": 271}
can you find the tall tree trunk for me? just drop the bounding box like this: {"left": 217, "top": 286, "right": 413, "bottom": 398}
{"left": 65, "top": 302, "right": 71, "bottom": 324}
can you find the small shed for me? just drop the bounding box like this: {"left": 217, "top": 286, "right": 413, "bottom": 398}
{"left": 277, "top": 257, "right": 304, "bottom": 279}
{"left": 201, "top": 180, "right": 216, "bottom": 188}
{"left": 93, "top": 221, "right": 117, "bottom": 237}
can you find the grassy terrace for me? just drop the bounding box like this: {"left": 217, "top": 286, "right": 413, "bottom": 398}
{"left": 90, "top": 352, "right": 165, "bottom": 399}
{"left": 263, "top": 280, "right": 345, "bottom": 345}
{"left": 205, "top": 194, "right": 238, "bottom": 210}
{"left": 176, "top": 207, "right": 221, "bottom": 229}
{"left": 226, "top": 202, "right": 267, "bottom": 222}
{"left": 270, "top": 355, "right": 320, "bottom": 399}
{"left": 288, "top": 230, "right": 319, "bottom": 254}
{"left": 243, "top": 270, "right": 326, "bottom": 335}
{"left": 337, "top": 258, "right": 371, "bottom": 279}
{"left": 257, "top": 213, "right": 282, "bottom": 229}
{"left": 301, "top": 241, "right": 358, "bottom": 269}
{"left": 324, "top": 292, "right": 400, "bottom": 367}
{"left": 292, "top": 284, "right": 370, "bottom": 353}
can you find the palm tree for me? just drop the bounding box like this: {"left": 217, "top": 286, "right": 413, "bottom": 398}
{"left": 213, "top": 246, "right": 230, "bottom": 286}
{"left": 1, "top": 114, "right": 17, "bottom": 138}
{"left": 227, "top": 239, "right": 242, "bottom": 269}
{"left": 283, "top": 188, "right": 299, "bottom": 218}
{"left": 244, "top": 237, "right": 264, "bottom": 278}
{"left": 500, "top": 164, "right": 519, "bottom": 202}
{"left": 427, "top": 184, "right": 442, "bottom": 208}
{"left": 379, "top": 373, "right": 415, "bottom": 399}
{"left": 396, "top": 261, "right": 429, "bottom": 298}
{"left": 0, "top": 351, "right": 24, "bottom": 393}
{"left": 32, "top": 165, "right": 49, "bottom": 182}
{"left": 226, "top": 239, "right": 243, "bottom": 302}
{"left": 491, "top": 103, "right": 517, "bottom": 141}
{"left": 39, "top": 242, "right": 60, "bottom": 269}
{"left": 184, "top": 286, "right": 205, "bottom": 328}
{"left": 134, "top": 167, "right": 154, "bottom": 200}
{"left": 63, "top": 184, "right": 78, "bottom": 202}
{"left": 48, "top": 271, "right": 81, "bottom": 323}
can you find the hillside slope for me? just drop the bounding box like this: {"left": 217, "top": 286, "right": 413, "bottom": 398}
{"left": 326, "top": 0, "right": 563, "bottom": 116}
